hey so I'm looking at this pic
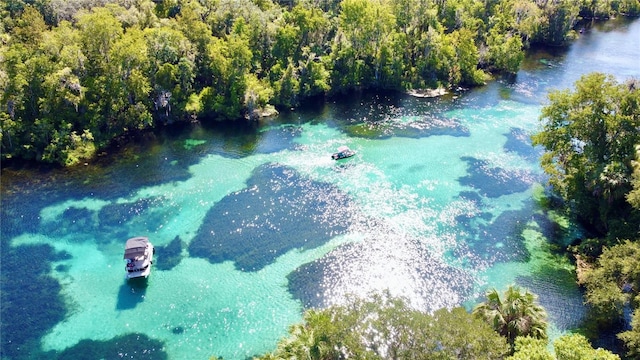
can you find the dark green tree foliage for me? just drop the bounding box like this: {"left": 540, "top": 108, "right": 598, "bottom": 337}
{"left": 580, "top": 240, "right": 640, "bottom": 329}
{"left": 580, "top": 0, "right": 640, "bottom": 19}
{"left": 619, "top": 309, "right": 640, "bottom": 359}
{"left": 508, "top": 334, "right": 620, "bottom": 360}
{"left": 254, "top": 292, "right": 509, "bottom": 360}
{"left": 554, "top": 334, "right": 620, "bottom": 360}
{"left": 628, "top": 146, "right": 640, "bottom": 210}
{"left": 473, "top": 285, "right": 548, "bottom": 346}
{"left": 1, "top": 0, "right": 637, "bottom": 165}
{"left": 534, "top": 0, "right": 580, "bottom": 46}
{"left": 508, "top": 337, "right": 555, "bottom": 360}
{"left": 532, "top": 73, "right": 640, "bottom": 239}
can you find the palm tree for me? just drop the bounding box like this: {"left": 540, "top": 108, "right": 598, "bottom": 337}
{"left": 273, "top": 309, "right": 336, "bottom": 360}
{"left": 472, "top": 285, "right": 548, "bottom": 345}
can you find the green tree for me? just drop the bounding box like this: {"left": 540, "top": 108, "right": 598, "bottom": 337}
{"left": 508, "top": 337, "right": 555, "bottom": 360}
{"left": 554, "top": 333, "right": 620, "bottom": 360}
{"left": 618, "top": 309, "right": 640, "bottom": 359}
{"left": 99, "top": 27, "right": 153, "bottom": 135}
{"left": 10, "top": 5, "right": 47, "bottom": 47}
{"left": 273, "top": 60, "right": 299, "bottom": 108}
{"left": 533, "top": 0, "right": 579, "bottom": 46}
{"left": 426, "top": 307, "right": 510, "bottom": 359}
{"left": 580, "top": 240, "right": 640, "bottom": 321}
{"left": 450, "top": 28, "right": 485, "bottom": 85}
{"left": 628, "top": 145, "right": 640, "bottom": 210}
{"left": 473, "top": 285, "right": 548, "bottom": 346}
{"left": 332, "top": 0, "right": 397, "bottom": 90}
{"left": 486, "top": 29, "right": 524, "bottom": 74}
{"left": 144, "top": 25, "right": 195, "bottom": 119}
{"left": 617, "top": 0, "right": 640, "bottom": 16}
{"left": 273, "top": 309, "right": 338, "bottom": 360}
{"left": 417, "top": 26, "right": 455, "bottom": 89}
{"left": 512, "top": 0, "right": 543, "bottom": 46}
{"left": 532, "top": 73, "right": 640, "bottom": 238}
{"left": 508, "top": 334, "right": 620, "bottom": 360}
{"left": 176, "top": 0, "right": 215, "bottom": 86}
{"left": 255, "top": 292, "right": 509, "bottom": 360}
{"left": 299, "top": 49, "right": 331, "bottom": 97}
{"left": 76, "top": 7, "right": 124, "bottom": 75}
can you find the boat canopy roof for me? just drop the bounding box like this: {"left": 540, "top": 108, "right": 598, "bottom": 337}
{"left": 124, "top": 236, "right": 149, "bottom": 259}
{"left": 337, "top": 146, "right": 351, "bottom": 152}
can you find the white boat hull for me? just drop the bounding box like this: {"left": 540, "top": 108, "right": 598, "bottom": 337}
{"left": 124, "top": 237, "right": 154, "bottom": 279}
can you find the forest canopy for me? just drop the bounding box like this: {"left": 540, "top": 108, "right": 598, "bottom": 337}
{"left": 533, "top": 73, "right": 640, "bottom": 359}
{"left": 2, "top": 0, "right": 639, "bottom": 166}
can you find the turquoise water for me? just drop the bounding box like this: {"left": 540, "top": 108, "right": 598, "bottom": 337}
{"left": 2, "top": 18, "right": 640, "bottom": 360}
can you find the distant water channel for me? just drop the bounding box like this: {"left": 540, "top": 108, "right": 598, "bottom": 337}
{"left": 2, "top": 18, "right": 639, "bottom": 360}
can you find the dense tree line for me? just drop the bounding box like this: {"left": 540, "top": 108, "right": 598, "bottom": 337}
{"left": 2, "top": 0, "right": 639, "bottom": 166}
{"left": 533, "top": 73, "right": 640, "bottom": 358}
{"left": 250, "top": 288, "right": 619, "bottom": 359}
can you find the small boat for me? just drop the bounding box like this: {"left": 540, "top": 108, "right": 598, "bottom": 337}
{"left": 332, "top": 146, "right": 355, "bottom": 160}
{"left": 123, "top": 236, "right": 154, "bottom": 279}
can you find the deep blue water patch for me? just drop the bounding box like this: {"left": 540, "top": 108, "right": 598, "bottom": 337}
{"left": 504, "top": 127, "right": 543, "bottom": 161}
{"left": 62, "top": 206, "right": 94, "bottom": 227}
{"left": 458, "top": 156, "right": 538, "bottom": 198}
{"left": 155, "top": 236, "right": 184, "bottom": 271}
{"left": 99, "top": 197, "right": 162, "bottom": 228}
{"left": 453, "top": 205, "right": 539, "bottom": 267}
{"left": 189, "top": 163, "right": 357, "bottom": 271}
{"left": 1, "top": 187, "right": 44, "bottom": 239}
{"left": 516, "top": 268, "right": 587, "bottom": 332}
{"left": 38, "top": 206, "right": 96, "bottom": 238}
{"left": 47, "top": 333, "right": 167, "bottom": 360}
{"left": 0, "top": 240, "right": 68, "bottom": 360}
{"left": 474, "top": 209, "right": 532, "bottom": 263}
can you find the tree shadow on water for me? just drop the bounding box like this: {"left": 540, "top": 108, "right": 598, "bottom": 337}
{"left": 116, "top": 278, "right": 149, "bottom": 310}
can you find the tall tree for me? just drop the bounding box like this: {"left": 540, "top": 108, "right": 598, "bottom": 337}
{"left": 76, "top": 7, "right": 124, "bottom": 75}
{"left": 508, "top": 337, "right": 555, "bottom": 360}
{"left": 332, "top": 0, "right": 397, "bottom": 89}
{"left": 554, "top": 333, "right": 620, "bottom": 360}
{"left": 532, "top": 73, "right": 640, "bottom": 238}
{"left": 255, "top": 292, "right": 509, "bottom": 359}
{"left": 508, "top": 334, "right": 619, "bottom": 360}
{"left": 144, "top": 24, "right": 195, "bottom": 120}
{"left": 473, "top": 285, "right": 548, "bottom": 346}
{"left": 628, "top": 145, "right": 640, "bottom": 210}
{"left": 580, "top": 240, "right": 640, "bottom": 322}
{"left": 533, "top": 0, "right": 579, "bottom": 46}
{"left": 618, "top": 309, "right": 640, "bottom": 359}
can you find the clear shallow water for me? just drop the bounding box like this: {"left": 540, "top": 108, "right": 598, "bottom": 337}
{"left": 2, "top": 18, "right": 639, "bottom": 360}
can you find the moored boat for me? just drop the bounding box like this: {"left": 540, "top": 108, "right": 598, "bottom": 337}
{"left": 124, "top": 236, "right": 154, "bottom": 279}
{"left": 332, "top": 146, "right": 356, "bottom": 160}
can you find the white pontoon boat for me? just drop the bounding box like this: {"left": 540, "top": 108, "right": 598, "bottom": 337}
{"left": 123, "top": 236, "right": 154, "bottom": 279}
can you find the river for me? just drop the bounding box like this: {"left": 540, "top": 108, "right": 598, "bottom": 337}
{"left": 1, "top": 18, "right": 639, "bottom": 360}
